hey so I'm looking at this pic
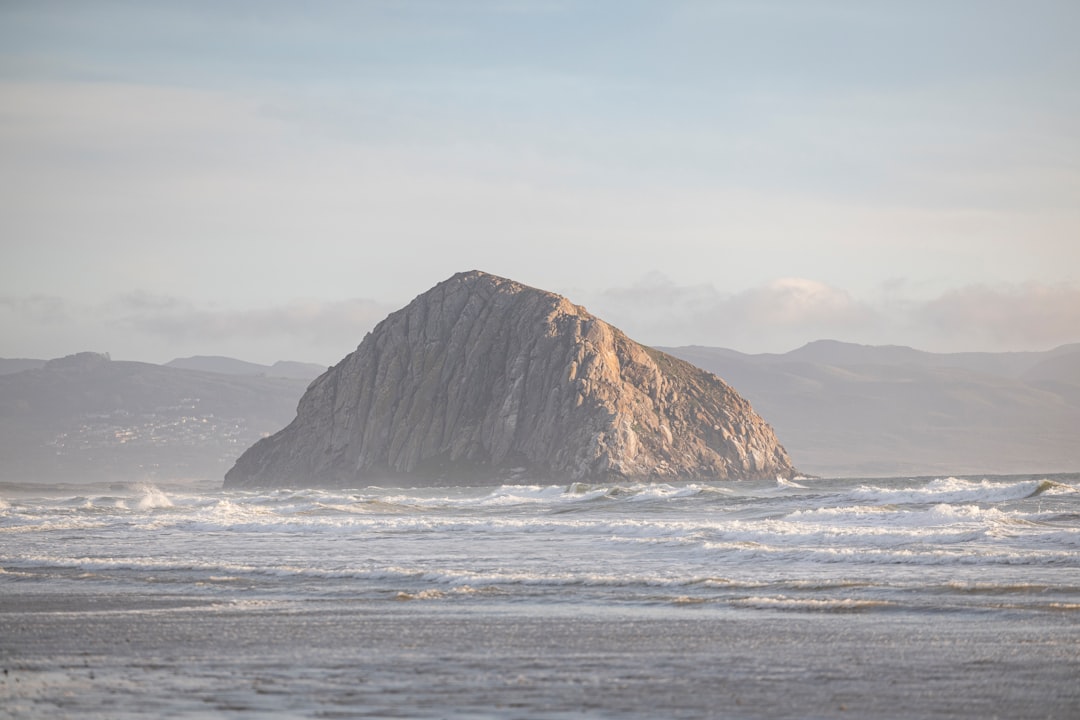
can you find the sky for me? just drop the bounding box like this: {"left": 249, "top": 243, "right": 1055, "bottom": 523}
{"left": 2, "top": 0, "right": 1078, "bottom": 365}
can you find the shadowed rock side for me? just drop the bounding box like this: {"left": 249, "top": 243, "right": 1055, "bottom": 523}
{"left": 225, "top": 271, "right": 796, "bottom": 488}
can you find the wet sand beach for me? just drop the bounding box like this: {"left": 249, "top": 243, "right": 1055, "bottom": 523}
{"left": 3, "top": 591, "right": 1079, "bottom": 719}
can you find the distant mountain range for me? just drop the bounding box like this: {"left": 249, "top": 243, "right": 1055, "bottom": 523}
{"left": 1, "top": 342, "right": 1077, "bottom": 483}
{"left": 0, "top": 355, "right": 328, "bottom": 380}
{"left": 164, "top": 355, "right": 327, "bottom": 380}
{"left": 662, "top": 340, "right": 1080, "bottom": 477}
{"left": 0, "top": 352, "right": 315, "bottom": 484}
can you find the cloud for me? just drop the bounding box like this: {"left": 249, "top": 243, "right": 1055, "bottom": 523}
{"left": 731, "top": 277, "right": 873, "bottom": 328}
{"left": 918, "top": 282, "right": 1080, "bottom": 351}
{"left": 98, "top": 281, "right": 1080, "bottom": 357}
{"left": 589, "top": 273, "right": 879, "bottom": 351}
{"left": 113, "top": 294, "right": 393, "bottom": 347}
{"left": 0, "top": 291, "right": 395, "bottom": 364}
{"left": 115, "top": 291, "right": 188, "bottom": 313}
{"left": 4, "top": 280, "right": 1078, "bottom": 364}
{"left": 590, "top": 275, "right": 1080, "bottom": 353}
{"left": 0, "top": 294, "right": 71, "bottom": 324}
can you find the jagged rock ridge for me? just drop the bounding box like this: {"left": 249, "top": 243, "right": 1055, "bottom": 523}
{"left": 225, "top": 271, "right": 796, "bottom": 488}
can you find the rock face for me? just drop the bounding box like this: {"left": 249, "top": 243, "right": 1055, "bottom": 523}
{"left": 225, "top": 271, "right": 796, "bottom": 488}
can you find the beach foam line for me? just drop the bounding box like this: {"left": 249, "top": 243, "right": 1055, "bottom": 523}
{"left": 732, "top": 595, "right": 895, "bottom": 612}
{"left": 849, "top": 477, "right": 1072, "bottom": 505}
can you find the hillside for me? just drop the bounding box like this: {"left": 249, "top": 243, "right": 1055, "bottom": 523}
{"left": 663, "top": 341, "right": 1080, "bottom": 476}
{"left": 0, "top": 352, "right": 310, "bottom": 484}
{"left": 165, "top": 356, "right": 326, "bottom": 380}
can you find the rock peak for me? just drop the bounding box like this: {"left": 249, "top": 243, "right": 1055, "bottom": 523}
{"left": 437, "top": 269, "right": 537, "bottom": 299}
{"left": 225, "top": 272, "right": 796, "bottom": 488}
{"left": 436, "top": 270, "right": 577, "bottom": 309}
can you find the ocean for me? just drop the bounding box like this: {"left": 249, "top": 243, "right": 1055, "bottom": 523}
{"left": 1, "top": 473, "right": 1078, "bottom": 719}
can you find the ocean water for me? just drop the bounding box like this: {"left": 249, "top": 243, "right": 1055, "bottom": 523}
{"left": 1, "top": 473, "right": 1078, "bottom": 718}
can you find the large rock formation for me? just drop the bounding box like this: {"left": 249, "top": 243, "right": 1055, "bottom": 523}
{"left": 225, "top": 271, "right": 796, "bottom": 488}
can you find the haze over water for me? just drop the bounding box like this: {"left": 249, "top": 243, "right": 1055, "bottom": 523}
{"left": 2, "top": 473, "right": 1078, "bottom": 718}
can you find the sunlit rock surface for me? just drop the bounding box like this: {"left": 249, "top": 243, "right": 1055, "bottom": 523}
{"left": 225, "top": 271, "right": 796, "bottom": 488}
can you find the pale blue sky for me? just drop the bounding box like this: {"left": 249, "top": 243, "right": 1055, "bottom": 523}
{"left": 2, "top": 1, "right": 1078, "bottom": 363}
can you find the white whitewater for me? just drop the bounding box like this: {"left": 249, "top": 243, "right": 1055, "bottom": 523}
{"left": 2, "top": 474, "right": 1078, "bottom": 609}
{"left": 2, "top": 473, "right": 1079, "bottom": 718}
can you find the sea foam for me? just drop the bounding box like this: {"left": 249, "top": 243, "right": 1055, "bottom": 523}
{"left": 849, "top": 477, "right": 1070, "bottom": 505}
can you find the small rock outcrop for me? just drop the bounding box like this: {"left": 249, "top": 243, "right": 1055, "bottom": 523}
{"left": 225, "top": 271, "right": 796, "bottom": 488}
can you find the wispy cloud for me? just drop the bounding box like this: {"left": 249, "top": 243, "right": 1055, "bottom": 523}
{"left": 919, "top": 282, "right": 1080, "bottom": 350}
{"left": 729, "top": 278, "right": 873, "bottom": 328}
{"left": 588, "top": 275, "right": 1080, "bottom": 353}
{"left": 0, "top": 294, "right": 71, "bottom": 324}
{"left": 0, "top": 291, "right": 394, "bottom": 364}
{"left": 3, "top": 279, "right": 1077, "bottom": 363}
{"left": 113, "top": 293, "right": 393, "bottom": 346}
{"left": 590, "top": 273, "right": 879, "bottom": 351}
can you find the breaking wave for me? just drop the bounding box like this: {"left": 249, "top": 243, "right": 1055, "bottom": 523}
{"left": 2, "top": 472, "right": 1077, "bottom": 615}
{"left": 850, "top": 477, "right": 1072, "bottom": 505}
